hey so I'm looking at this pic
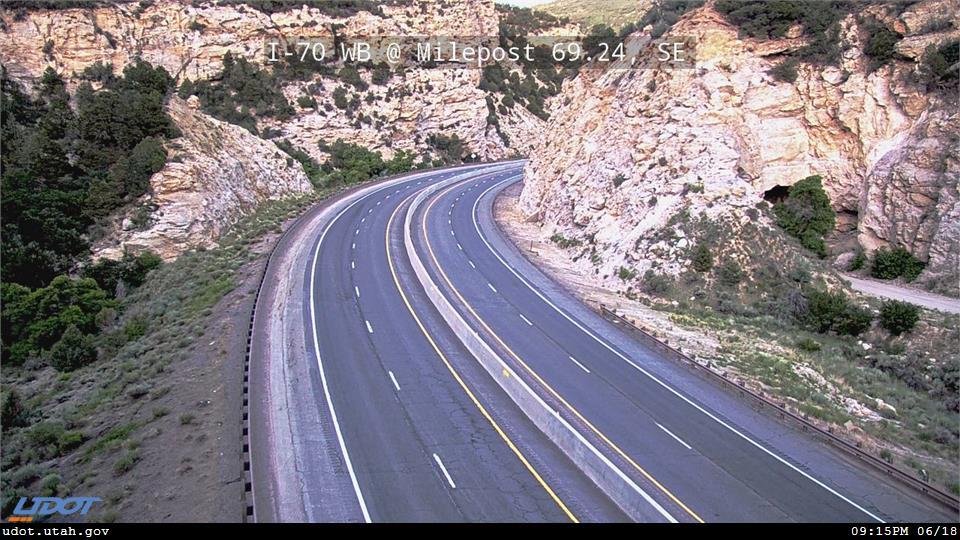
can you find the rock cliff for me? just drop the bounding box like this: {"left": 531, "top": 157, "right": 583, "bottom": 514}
{"left": 519, "top": 0, "right": 959, "bottom": 295}
{"left": 0, "top": 0, "right": 555, "bottom": 259}
{"left": 93, "top": 95, "right": 313, "bottom": 260}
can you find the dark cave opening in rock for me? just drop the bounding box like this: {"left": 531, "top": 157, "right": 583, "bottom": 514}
{"left": 763, "top": 185, "right": 791, "bottom": 204}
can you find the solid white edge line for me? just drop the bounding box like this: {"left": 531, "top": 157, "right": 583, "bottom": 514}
{"left": 301, "top": 162, "right": 499, "bottom": 523}
{"left": 470, "top": 177, "right": 885, "bottom": 524}
{"left": 656, "top": 423, "right": 692, "bottom": 451}
{"left": 569, "top": 356, "right": 591, "bottom": 374}
{"left": 417, "top": 171, "right": 676, "bottom": 523}
{"left": 388, "top": 370, "right": 400, "bottom": 392}
{"left": 433, "top": 453, "right": 456, "bottom": 489}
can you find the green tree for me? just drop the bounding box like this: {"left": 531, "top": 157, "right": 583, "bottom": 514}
{"left": 1, "top": 277, "right": 114, "bottom": 365}
{"left": 691, "top": 243, "right": 713, "bottom": 272}
{"left": 879, "top": 300, "right": 920, "bottom": 335}
{"left": 804, "top": 289, "right": 873, "bottom": 336}
{"left": 871, "top": 246, "right": 925, "bottom": 282}
{"left": 49, "top": 325, "right": 97, "bottom": 372}
{"left": 773, "top": 175, "right": 835, "bottom": 257}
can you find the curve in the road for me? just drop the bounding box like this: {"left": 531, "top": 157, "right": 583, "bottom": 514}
{"left": 407, "top": 169, "right": 957, "bottom": 523}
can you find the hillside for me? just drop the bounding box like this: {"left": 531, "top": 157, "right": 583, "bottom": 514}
{"left": 536, "top": 0, "right": 653, "bottom": 30}
{"left": 514, "top": 0, "right": 959, "bottom": 493}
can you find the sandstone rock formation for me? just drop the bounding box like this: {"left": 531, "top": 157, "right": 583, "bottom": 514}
{"left": 0, "top": 0, "right": 556, "bottom": 259}
{"left": 92, "top": 96, "right": 313, "bottom": 260}
{"left": 0, "top": 0, "right": 540, "bottom": 163}
{"left": 519, "top": 0, "right": 958, "bottom": 294}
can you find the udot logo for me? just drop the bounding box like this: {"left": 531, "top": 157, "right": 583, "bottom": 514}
{"left": 6, "top": 497, "right": 101, "bottom": 523}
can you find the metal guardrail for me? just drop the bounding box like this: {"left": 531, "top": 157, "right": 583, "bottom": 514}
{"left": 598, "top": 304, "right": 960, "bottom": 511}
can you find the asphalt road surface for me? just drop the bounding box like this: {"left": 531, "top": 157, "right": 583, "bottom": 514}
{"left": 252, "top": 162, "right": 958, "bottom": 523}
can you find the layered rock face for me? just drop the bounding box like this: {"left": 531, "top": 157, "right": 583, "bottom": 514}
{"left": 0, "top": 0, "right": 538, "bottom": 161}
{"left": 519, "top": 0, "right": 959, "bottom": 293}
{"left": 0, "top": 0, "right": 551, "bottom": 259}
{"left": 93, "top": 96, "right": 313, "bottom": 260}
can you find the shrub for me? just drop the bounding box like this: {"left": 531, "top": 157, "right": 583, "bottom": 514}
{"left": 427, "top": 133, "right": 466, "bottom": 165}
{"left": 716, "top": 259, "right": 744, "bottom": 286}
{"left": 1, "top": 389, "right": 27, "bottom": 429}
{"left": 768, "top": 58, "right": 799, "bottom": 83}
{"left": 691, "top": 243, "right": 713, "bottom": 272}
{"left": 337, "top": 65, "right": 367, "bottom": 90}
{"left": 862, "top": 18, "right": 902, "bottom": 72}
{"left": 617, "top": 266, "right": 637, "bottom": 281}
{"left": 847, "top": 250, "right": 867, "bottom": 271}
{"left": 297, "top": 95, "right": 316, "bottom": 109}
{"left": 641, "top": 270, "right": 673, "bottom": 295}
{"left": 49, "top": 325, "right": 98, "bottom": 371}
{"left": 804, "top": 290, "right": 873, "bottom": 336}
{"left": 871, "top": 246, "right": 925, "bottom": 281}
{"left": 1, "top": 277, "right": 114, "bottom": 365}
{"left": 795, "top": 337, "right": 821, "bottom": 352}
{"left": 773, "top": 175, "right": 835, "bottom": 257}
{"left": 550, "top": 234, "right": 581, "bottom": 249}
{"left": 83, "top": 250, "right": 162, "bottom": 295}
{"left": 879, "top": 300, "right": 920, "bottom": 335}
{"left": 918, "top": 40, "right": 958, "bottom": 91}
{"left": 612, "top": 174, "right": 627, "bottom": 188}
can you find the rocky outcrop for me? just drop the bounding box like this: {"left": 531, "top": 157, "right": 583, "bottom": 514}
{"left": 92, "top": 96, "right": 313, "bottom": 260}
{"left": 0, "top": 0, "right": 543, "bottom": 162}
{"left": 519, "top": 0, "right": 958, "bottom": 293}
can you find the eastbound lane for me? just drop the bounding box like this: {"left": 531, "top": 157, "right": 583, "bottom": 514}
{"left": 411, "top": 172, "right": 956, "bottom": 523}
{"left": 304, "top": 164, "right": 625, "bottom": 522}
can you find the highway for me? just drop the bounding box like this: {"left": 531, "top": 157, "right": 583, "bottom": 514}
{"left": 251, "top": 162, "right": 958, "bottom": 523}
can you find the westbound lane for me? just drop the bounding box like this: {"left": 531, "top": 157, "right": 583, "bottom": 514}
{"left": 410, "top": 172, "right": 957, "bottom": 522}
{"left": 303, "top": 163, "right": 625, "bottom": 522}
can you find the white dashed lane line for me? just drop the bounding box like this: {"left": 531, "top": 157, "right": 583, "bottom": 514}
{"left": 388, "top": 371, "right": 400, "bottom": 392}
{"left": 365, "top": 320, "right": 374, "bottom": 334}
{"left": 519, "top": 313, "right": 533, "bottom": 326}
{"left": 433, "top": 454, "right": 456, "bottom": 489}
{"left": 656, "top": 423, "right": 693, "bottom": 450}
{"left": 569, "top": 356, "right": 591, "bottom": 374}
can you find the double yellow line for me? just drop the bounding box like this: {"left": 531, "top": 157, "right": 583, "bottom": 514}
{"left": 418, "top": 178, "right": 704, "bottom": 523}
{"left": 384, "top": 177, "right": 579, "bottom": 523}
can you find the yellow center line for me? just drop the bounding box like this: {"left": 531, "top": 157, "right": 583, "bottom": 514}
{"left": 384, "top": 181, "right": 579, "bottom": 523}
{"left": 421, "top": 178, "right": 705, "bottom": 524}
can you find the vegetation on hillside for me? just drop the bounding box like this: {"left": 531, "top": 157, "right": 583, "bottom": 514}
{"left": 772, "top": 175, "right": 835, "bottom": 258}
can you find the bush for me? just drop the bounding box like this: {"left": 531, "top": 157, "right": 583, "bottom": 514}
{"left": 612, "top": 174, "right": 627, "bottom": 188}
{"left": 296, "top": 95, "right": 316, "bottom": 109}
{"left": 917, "top": 40, "right": 958, "bottom": 91}
{"left": 847, "top": 250, "right": 867, "bottom": 271}
{"left": 617, "top": 266, "right": 637, "bottom": 281}
{"left": 641, "top": 270, "right": 673, "bottom": 296}
{"left": 716, "top": 259, "right": 744, "bottom": 286}
{"left": 871, "top": 246, "right": 925, "bottom": 281}
{"left": 1, "top": 389, "right": 27, "bottom": 429}
{"left": 550, "top": 234, "right": 581, "bottom": 249}
{"left": 768, "top": 58, "right": 799, "bottom": 83}
{"left": 804, "top": 290, "right": 873, "bottom": 336}
{"left": 691, "top": 243, "right": 713, "bottom": 272}
{"left": 862, "top": 18, "right": 902, "bottom": 72}
{"left": 1, "top": 277, "right": 114, "bottom": 365}
{"left": 49, "top": 325, "right": 98, "bottom": 371}
{"left": 879, "top": 300, "right": 920, "bottom": 335}
{"left": 82, "top": 251, "right": 162, "bottom": 297}
{"left": 773, "top": 175, "right": 835, "bottom": 257}
{"left": 795, "top": 337, "right": 822, "bottom": 352}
